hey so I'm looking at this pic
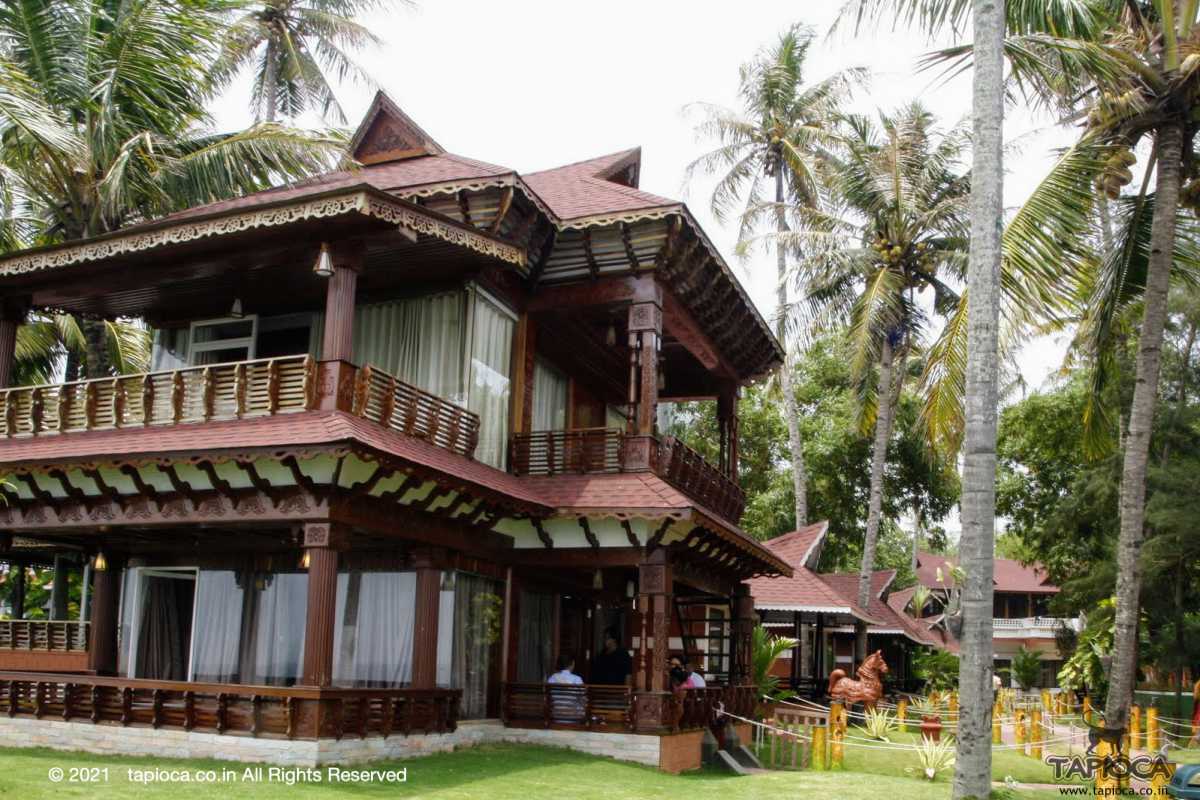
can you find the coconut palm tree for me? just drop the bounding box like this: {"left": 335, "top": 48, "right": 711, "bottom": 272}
{"left": 217, "top": 0, "right": 395, "bottom": 122}
{"left": 782, "top": 102, "right": 971, "bottom": 663}
{"left": 951, "top": 1, "right": 1005, "bottom": 795}
{"left": 0, "top": 0, "right": 344, "bottom": 381}
{"left": 839, "top": 0, "right": 1200, "bottom": 748}
{"left": 687, "top": 24, "right": 863, "bottom": 529}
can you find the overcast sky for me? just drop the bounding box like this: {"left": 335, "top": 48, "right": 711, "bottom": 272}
{"left": 211, "top": 0, "right": 1078, "bottom": 394}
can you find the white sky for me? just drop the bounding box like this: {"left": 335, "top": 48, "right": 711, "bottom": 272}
{"left": 211, "top": 0, "right": 1077, "bottom": 394}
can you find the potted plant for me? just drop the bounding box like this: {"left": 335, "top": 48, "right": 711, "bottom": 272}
{"left": 911, "top": 697, "right": 944, "bottom": 741}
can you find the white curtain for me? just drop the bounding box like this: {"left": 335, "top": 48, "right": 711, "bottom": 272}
{"left": 118, "top": 568, "right": 139, "bottom": 677}
{"left": 353, "top": 293, "right": 465, "bottom": 403}
{"left": 249, "top": 573, "right": 308, "bottom": 686}
{"left": 451, "top": 573, "right": 501, "bottom": 719}
{"left": 333, "top": 571, "right": 416, "bottom": 687}
{"left": 532, "top": 361, "right": 568, "bottom": 431}
{"left": 191, "top": 571, "right": 245, "bottom": 683}
{"left": 467, "top": 293, "right": 514, "bottom": 467}
{"left": 517, "top": 591, "right": 554, "bottom": 683}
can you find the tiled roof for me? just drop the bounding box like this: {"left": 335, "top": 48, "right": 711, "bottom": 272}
{"left": 914, "top": 551, "right": 1059, "bottom": 594}
{"left": 755, "top": 522, "right": 829, "bottom": 571}
{"left": 819, "top": 571, "right": 937, "bottom": 646}
{"left": 0, "top": 410, "right": 549, "bottom": 511}
{"left": 162, "top": 153, "right": 515, "bottom": 222}
{"left": 522, "top": 148, "right": 679, "bottom": 221}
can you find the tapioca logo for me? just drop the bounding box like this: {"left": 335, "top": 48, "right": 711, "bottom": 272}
{"left": 1045, "top": 753, "right": 1174, "bottom": 782}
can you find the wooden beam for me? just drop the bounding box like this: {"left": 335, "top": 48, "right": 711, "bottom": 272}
{"left": 489, "top": 186, "right": 514, "bottom": 235}
{"left": 526, "top": 275, "right": 660, "bottom": 312}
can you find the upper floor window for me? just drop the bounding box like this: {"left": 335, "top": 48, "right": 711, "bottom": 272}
{"left": 467, "top": 290, "right": 516, "bottom": 468}
{"left": 189, "top": 317, "right": 257, "bottom": 365}
{"left": 532, "top": 360, "right": 568, "bottom": 431}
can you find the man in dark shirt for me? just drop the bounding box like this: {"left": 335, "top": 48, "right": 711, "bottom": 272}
{"left": 591, "top": 627, "right": 633, "bottom": 685}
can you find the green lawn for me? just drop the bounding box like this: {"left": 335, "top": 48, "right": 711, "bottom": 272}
{"left": 0, "top": 742, "right": 1072, "bottom": 800}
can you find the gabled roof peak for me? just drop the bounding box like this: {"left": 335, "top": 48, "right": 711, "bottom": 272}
{"left": 527, "top": 147, "right": 642, "bottom": 188}
{"left": 349, "top": 91, "right": 445, "bottom": 164}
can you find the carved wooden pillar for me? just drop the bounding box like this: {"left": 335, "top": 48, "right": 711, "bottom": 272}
{"left": 411, "top": 549, "right": 444, "bottom": 690}
{"left": 500, "top": 566, "right": 520, "bottom": 684}
{"left": 301, "top": 522, "right": 345, "bottom": 687}
{"left": 633, "top": 548, "right": 673, "bottom": 732}
{"left": 730, "top": 582, "right": 755, "bottom": 686}
{"left": 50, "top": 555, "right": 70, "bottom": 620}
{"left": 9, "top": 560, "right": 26, "bottom": 619}
{"left": 717, "top": 382, "right": 739, "bottom": 479}
{"left": 623, "top": 299, "right": 662, "bottom": 471}
{"left": 319, "top": 241, "right": 364, "bottom": 362}
{"left": 87, "top": 558, "right": 122, "bottom": 675}
{"left": 0, "top": 314, "right": 18, "bottom": 389}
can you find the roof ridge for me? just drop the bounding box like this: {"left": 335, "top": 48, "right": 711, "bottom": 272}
{"left": 525, "top": 147, "right": 641, "bottom": 178}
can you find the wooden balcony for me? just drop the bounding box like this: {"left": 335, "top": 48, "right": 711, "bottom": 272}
{"left": 0, "top": 355, "right": 482, "bottom": 461}
{"left": 509, "top": 429, "right": 746, "bottom": 522}
{"left": 0, "top": 671, "right": 460, "bottom": 740}
{"left": 0, "top": 355, "right": 317, "bottom": 436}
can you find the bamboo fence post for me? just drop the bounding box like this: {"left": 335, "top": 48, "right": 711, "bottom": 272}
{"left": 813, "top": 724, "right": 826, "bottom": 770}
{"left": 897, "top": 697, "right": 908, "bottom": 732}
{"left": 993, "top": 701, "right": 1002, "bottom": 744}
{"left": 1094, "top": 739, "right": 1118, "bottom": 792}
{"left": 1083, "top": 695, "right": 1092, "bottom": 725}
{"left": 1030, "top": 709, "right": 1043, "bottom": 760}
{"left": 1146, "top": 707, "right": 1159, "bottom": 751}
{"left": 1130, "top": 704, "right": 1142, "bottom": 750}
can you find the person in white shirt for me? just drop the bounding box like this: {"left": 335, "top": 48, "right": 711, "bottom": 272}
{"left": 547, "top": 655, "right": 585, "bottom": 724}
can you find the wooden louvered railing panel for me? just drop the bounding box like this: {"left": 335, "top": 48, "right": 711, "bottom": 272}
{"left": 351, "top": 364, "right": 480, "bottom": 459}
{"left": 0, "top": 355, "right": 317, "bottom": 437}
{"left": 508, "top": 428, "right": 622, "bottom": 476}
{"left": 0, "top": 620, "right": 89, "bottom": 651}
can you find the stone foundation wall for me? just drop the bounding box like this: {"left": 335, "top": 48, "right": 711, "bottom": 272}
{"left": 0, "top": 717, "right": 701, "bottom": 771}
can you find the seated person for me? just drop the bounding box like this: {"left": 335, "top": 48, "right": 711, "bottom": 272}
{"left": 591, "top": 627, "right": 633, "bottom": 686}
{"left": 547, "top": 654, "right": 586, "bottom": 724}
{"left": 669, "top": 655, "right": 706, "bottom": 691}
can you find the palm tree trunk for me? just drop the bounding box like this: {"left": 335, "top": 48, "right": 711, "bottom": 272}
{"left": 855, "top": 336, "right": 896, "bottom": 662}
{"left": 264, "top": 43, "right": 279, "bottom": 122}
{"left": 952, "top": 1, "right": 1004, "bottom": 797}
{"left": 81, "top": 318, "right": 109, "bottom": 379}
{"left": 1105, "top": 120, "right": 1184, "bottom": 732}
{"left": 774, "top": 169, "right": 808, "bottom": 528}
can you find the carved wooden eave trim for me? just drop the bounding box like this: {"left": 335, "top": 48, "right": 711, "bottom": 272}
{"left": 555, "top": 204, "right": 683, "bottom": 231}
{"left": 0, "top": 187, "right": 525, "bottom": 278}
{"left": 396, "top": 174, "right": 560, "bottom": 224}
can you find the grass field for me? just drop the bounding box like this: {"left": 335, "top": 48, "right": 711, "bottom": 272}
{"left": 0, "top": 743, "right": 1071, "bottom": 800}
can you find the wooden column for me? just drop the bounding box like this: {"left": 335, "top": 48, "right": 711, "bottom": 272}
{"left": 718, "top": 382, "right": 739, "bottom": 479}
{"left": 0, "top": 314, "right": 17, "bottom": 389}
{"left": 319, "top": 241, "right": 364, "bottom": 362}
{"left": 633, "top": 548, "right": 672, "bottom": 732}
{"left": 814, "top": 614, "right": 825, "bottom": 683}
{"left": 500, "top": 566, "right": 519, "bottom": 684}
{"left": 50, "top": 555, "right": 70, "bottom": 620}
{"left": 300, "top": 522, "right": 344, "bottom": 687}
{"left": 87, "top": 559, "right": 122, "bottom": 675}
{"left": 790, "top": 610, "right": 802, "bottom": 689}
{"left": 411, "top": 549, "right": 444, "bottom": 690}
{"left": 731, "top": 582, "right": 755, "bottom": 685}
{"left": 623, "top": 299, "right": 662, "bottom": 471}
{"left": 9, "top": 560, "right": 26, "bottom": 619}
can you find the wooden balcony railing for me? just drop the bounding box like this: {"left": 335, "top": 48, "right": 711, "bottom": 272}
{"left": 0, "top": 620, "right": 89, "bottom": 651}
{"left": 653, "top": 436, "right": 746, "bottom": 522}
{"left": 501, "top": 682, "right": 634, "bottom": 730}
{"left": 501, "top": 682, "right": 757, "bottom": 733}
{"left": 352, "top": 364, "right": 480, "bottom": 459}
{"left": 508, "top": 427, "right": 622, "bottom": 475}
{"left": 0, "top": 672, "right": 460, "bottom": 740}
{"left": 0, "top": 355, "right": 317, "bottom": 437}
{"left": 508, "top": 429, "right": 746, "bottom": 522}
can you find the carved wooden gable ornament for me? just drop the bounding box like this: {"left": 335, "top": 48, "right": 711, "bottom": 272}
{"left": 350, "top": 91, "right": 446, "bottom": 165}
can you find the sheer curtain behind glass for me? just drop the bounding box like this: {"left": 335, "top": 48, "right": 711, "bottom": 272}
{"left": 353, "top": 293, "right": 465, "bottom": 403}
{"left": 467, "top": 293, "right": 514, "bottom": 468}
{"left": 332, "top": 571, "right": 416, "bottom": 687}
{"left": 532, "top": 361, "right": 567, "bottom": 430}
{"left": 191, "top": 571, "right": 245, "bottom": 682}
{"left": 516, "top": 591, "right": 554, "bottom": 682}
{"left": 451, "top": 574, "right": 501, "bottom": 719}
{"left": 248, "top": 573, "right": 307, "bottom": 685}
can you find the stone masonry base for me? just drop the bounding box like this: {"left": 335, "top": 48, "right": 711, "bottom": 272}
{"left": 0, "top": 716, "right": 705, "bottom": 773}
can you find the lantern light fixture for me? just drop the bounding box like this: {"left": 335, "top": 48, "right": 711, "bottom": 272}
{"left": 313, "top": 242, "right": 334, "bottom": 277}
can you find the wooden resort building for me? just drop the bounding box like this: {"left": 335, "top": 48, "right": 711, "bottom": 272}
{"left": 748, "top": 522, "right": 936, "bottom": 696}
{"left": 0, "top": 93, "right": 788, "bottom": 771}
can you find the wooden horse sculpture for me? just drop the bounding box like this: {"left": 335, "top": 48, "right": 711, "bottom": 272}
{"left": 828, "top": 649, "right": 889, "bottom": 710}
